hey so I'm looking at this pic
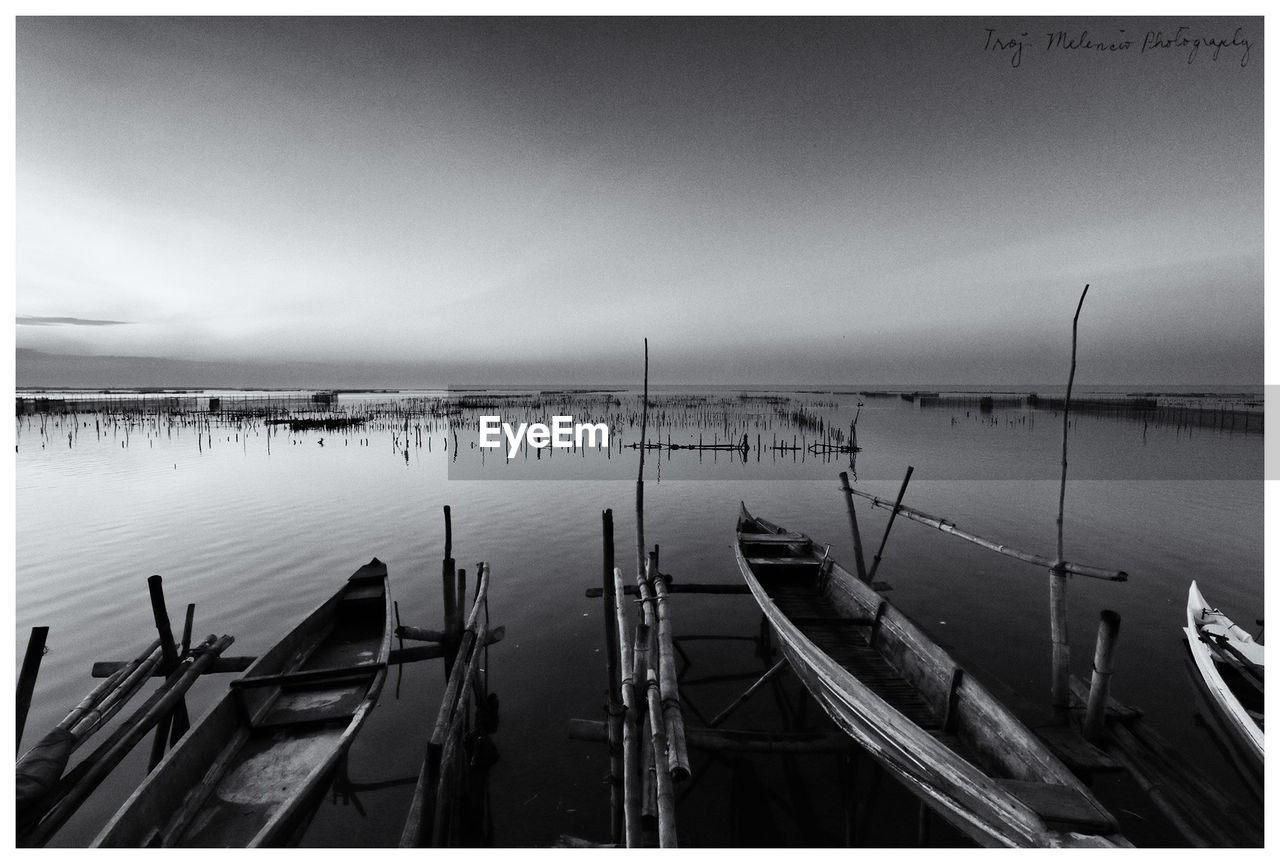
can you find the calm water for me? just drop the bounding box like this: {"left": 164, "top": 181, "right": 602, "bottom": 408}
{"left": 14, "top": 389, "right": 1264, "bottom": 846}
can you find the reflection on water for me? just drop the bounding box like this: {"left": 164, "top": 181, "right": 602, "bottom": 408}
{"left": 14, "top": 389, "right": 1264, "bottom": 846}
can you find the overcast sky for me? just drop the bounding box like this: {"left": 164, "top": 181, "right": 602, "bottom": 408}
{"left": 14, "top": 16, "right": 1264, "bottom": 386}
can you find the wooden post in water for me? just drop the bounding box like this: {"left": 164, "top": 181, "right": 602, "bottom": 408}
{"left": 838, "top": 471, "right": 869, "bottom": 582}
{"left": 442, "top": 507, "right": 459, "bottom": 668}
{"left": 17, "top": 626, "right": 49, "bottom": 753}
{"left": 1051, "top": 285, "right": 1089, "bottom": 716}
{"left": 146, "top": 575, "right": 189, "bottom": 769}
{"left": 1083, "top": 610, "right": 1121, "bottom": 744}
{"left": 602, "top": 510, "right": 624, "bottom": 845}
{"left": 868, "top": 465, "right": 913, "bottom": 581}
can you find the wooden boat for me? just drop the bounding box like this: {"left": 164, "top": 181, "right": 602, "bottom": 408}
{"left": 93, "top": 558, "right": 392, "bottom": 847}
{"left": 735, "top": 505, "right": 1126, "bottom": 847}
{"left": 1183, "top": 580, "right": 1263, "bottom": 791}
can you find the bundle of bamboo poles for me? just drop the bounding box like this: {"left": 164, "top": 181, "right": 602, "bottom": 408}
{"left": 400, "top": 561, "right": 493, "bottom": 847}
{"left": 16, "top": 638, "right": 165, "bottom": 819}
{"left": 17, "top": 574, "right": 226, "bottom": 846}
{"left": 600, "top": 510, "right": 690, "bottom": 848}
{"left": 18, "top": 634, "right": 235, "bottom": 847}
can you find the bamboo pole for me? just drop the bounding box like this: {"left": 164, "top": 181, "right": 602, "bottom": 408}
{"left": 17, "top": 642, "right": 160, "bottom": 818}
{"left": 1052, "top": 284, "right": 1089, "bottom": 714}
{"left": 17, "top": 626, "right": 49, "bottom": 753}
{"left": 431, "top": 614, "right": 490, "bottom": 846}
{"left": 602, "top": 510, "right": 624, "bottom": 845}
{"left": 613, "top": 566, "right": 643, "bottom": 848}
{"left": 68, "top": 645, "right": 165, "bottom": 742}
{"left": 708, "top": 659, "right": 788, "bottom": 728}
{"left": 845, "top": 486, "right": 1127, "bottom": 581}
{"left": 402, "top": 563, "right": 490, "bottom": 847}
{"left": 636, "top": 338, "right": 649, "bottom": 581}
{"left": 867, "top": 466, "right": 913, "bottom": 580}
{"left": 837, "top": 472, "right": 869, "bottom": 582}
{"left": 645, "top": 670, "right": 678, "bottom": 847}
{"left": 650, "top": 554, "right": 689, "bottom": 781}
{"left": 21, "top": 635, "right": 234, "bottom": 847}
{"left": 633, "top": 616, "right": 656, "bottom": 828}
{"left": 1083, "top": 610, "right": 1121, "bottom": 744}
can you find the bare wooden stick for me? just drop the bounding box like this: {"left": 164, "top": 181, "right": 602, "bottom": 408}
{"left": 17, "top": 626, "right": 49, "bottom": 753}
{"left": 1052, "top": 284, "right": 1090, "bottom": 713}
{"left": 709, "top": 659, "right": 788, "bottom": 728}
{"left": 867, "top": 466, "right": 913, "bottom": 580}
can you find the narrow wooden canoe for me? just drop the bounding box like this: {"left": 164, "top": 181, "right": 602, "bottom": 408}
{"left": 1183, "top": 580, "right": 1263, "bottom": 791}
{"left": 735, "top": 505, "right": 1127, "bottom": 847}
{"left": 93, "top": 558, "right": 392, "bottom": 847}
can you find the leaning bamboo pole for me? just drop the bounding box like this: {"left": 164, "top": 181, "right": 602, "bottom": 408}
{"left": 837, "top": 471, "right": 869, "bottom": 582}
{"left": 401, "top": 562, "right": 490, "bottom": 847}
{"left": 432, "top": 613, "right": 490, "bottom": 846}
{"left": 844, "top": 485, "right": 1127, "bottom": 581}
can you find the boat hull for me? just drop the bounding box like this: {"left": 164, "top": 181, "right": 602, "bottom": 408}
{"left": 736, "top": 506, "right": 1124, "bottom": 848}
{"left": 1183, "top": 581, "right": 1263, "bottom": 793}
{"left": 93, "top": 559, "right": 392, "bottom": 847}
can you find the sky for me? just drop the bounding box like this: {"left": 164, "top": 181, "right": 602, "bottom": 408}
{"left": 13, "top": 15, "right": 1265, "bottom": 387}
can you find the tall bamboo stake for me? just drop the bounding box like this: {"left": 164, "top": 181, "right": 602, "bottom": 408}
{"left": 649, "top": 552, "right": 689, "bottom": 781}
{"left": 1051, "top": 284, "right": 1089, "bottom": 714}
{"left": 645, "top": 670, "right": 678, "bottom": 847}
{"left": 602, "top": 510, "right": 624, "bottom": 844}
{"left": 1083, "top": 610, "right": 1121, "bottom": 744}
{"left": 636, "top": 338, "right": 649, "bottom": 580}
{"left": 614, "top": 567, "right": 642, "bottom": 847}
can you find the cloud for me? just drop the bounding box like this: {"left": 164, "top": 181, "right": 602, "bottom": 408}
{"left": 17, "top": 316, "right": 130, "bottom": 327}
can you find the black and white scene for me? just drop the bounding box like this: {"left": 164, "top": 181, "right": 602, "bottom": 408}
{"left": 12, "top": 15, "right": 1265, "bottom": 849}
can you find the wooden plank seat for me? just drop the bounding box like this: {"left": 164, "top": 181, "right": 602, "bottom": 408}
{"left": 995, "top": 779, "right": 1117, "bottom": 831}
{"left": 745, "top": 556, "right": 822, "bottom": 567}
{"left": 231, "top": 662, "right": 386, "bottom": 690}
{"left": 738, "top": 532, "right": 812, "bottom": 546}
